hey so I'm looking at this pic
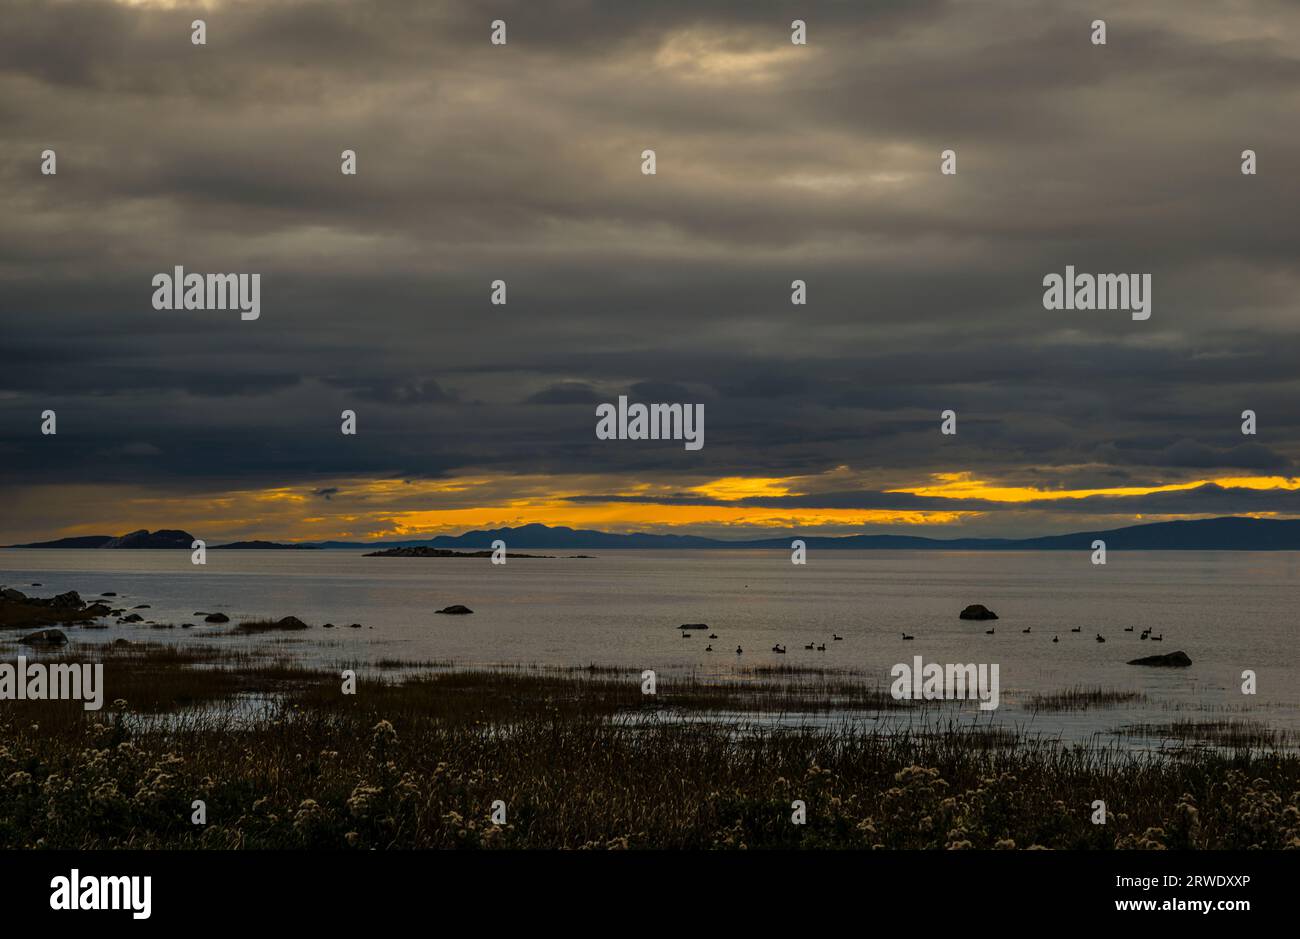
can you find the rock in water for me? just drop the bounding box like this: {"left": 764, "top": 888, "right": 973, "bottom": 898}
{"left": 959, "top": 604, "right": 998, "bottom": 621}
{"left": 204, "top": 612, "right": 230, "bottom": 623}
{"left": 1127, "top": 651, "right": 1192, "bottom": 667}
{"left": 20, "top": 628, "right": 68, "bottom": 647}
{"left": 435, "top": 605, "right": 474, "bottom": 615}
{"left": 235, "top": 615, "right": 311, "bottom": 632}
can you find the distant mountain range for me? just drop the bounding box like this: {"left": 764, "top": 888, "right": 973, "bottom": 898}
{"left": 9, "top": 517, "right": 1300, "bottom": 550}
{"left": 2, "top": 529, "right": 318, "bottom": 550}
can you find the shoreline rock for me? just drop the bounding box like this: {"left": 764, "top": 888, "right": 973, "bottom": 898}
{"left": 19, "top": 628, "right": 68, "bottom": 647}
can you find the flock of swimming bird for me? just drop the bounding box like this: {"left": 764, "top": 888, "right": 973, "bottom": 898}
{"left": 682, "top": 625, "right": 1164, "bottom": 653}
{"left": 983, "top": 625, "right": 1164, "bottom": 643}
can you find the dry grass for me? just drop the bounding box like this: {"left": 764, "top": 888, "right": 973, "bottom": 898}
{"left": 0, "top": 647, "right": 1297, "bottom": 850}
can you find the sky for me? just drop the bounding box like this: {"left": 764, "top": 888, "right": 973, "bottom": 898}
{"left": 2, "top": 0, "right": 1300, "bottom": 544}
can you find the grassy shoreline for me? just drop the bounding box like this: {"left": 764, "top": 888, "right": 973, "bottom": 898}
{"left": 1, "top": 645, "right": 1297, "bottom": 850}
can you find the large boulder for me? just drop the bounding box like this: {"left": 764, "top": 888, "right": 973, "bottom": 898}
{"left": 435, "top": 605, "right": 474, "bottom": 615}
{"left": 19, "top": 628, "right": 68, "bottom": 647}
{"left": 204, "top": 612, "right": 230, "bottom": 623}
{"left": 959, "top": 604, "right": 998, "bottom": 621}
{"left": 1127, "top": 651, "right": 1192, "bottom": 667}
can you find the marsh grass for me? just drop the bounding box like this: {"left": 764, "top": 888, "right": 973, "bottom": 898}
{"left": 1028, "top": 687, "right": 1147, "bottom": 712}
{"left": 1, "top": 646, "right": 1297, "bottom": 850}
{"left": 1115, "top": 719, "right": 1292, "bottom": 750}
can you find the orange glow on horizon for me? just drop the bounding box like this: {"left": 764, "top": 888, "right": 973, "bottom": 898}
{"left": 16, "top": 468, "right": 1300, "bottom": 545}
{"left": 889, "top": 471, "right": 1300, "bottom": 503}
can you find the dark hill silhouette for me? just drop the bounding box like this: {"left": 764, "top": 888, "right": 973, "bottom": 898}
{"left": 10, "top": 517, "right": 1300, "bottom": 551}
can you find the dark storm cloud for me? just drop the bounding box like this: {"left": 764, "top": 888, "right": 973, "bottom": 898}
{"left": 320, "top": 376, "right": 457, "bottom": 406}
{"left": 1, "top": 0, "right": 1299, "bottom": 534}
{"left": 525, "top": 382, "right": 603, "bottom": 405}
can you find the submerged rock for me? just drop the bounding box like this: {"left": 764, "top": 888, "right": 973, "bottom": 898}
{"left": 204, "top": 613, "right": 230, "bottom": 623}
{"left": 435, "top": 605, "right": 473, "bottom": 615}
{"left": 1127, "top": 651, "right": 1192, "bottom": 667}
{"left": 959, "top": 604, "right": 998, "bottom": 621}
{"left": 678, "top": 623, "right": 709, "bottom": 630}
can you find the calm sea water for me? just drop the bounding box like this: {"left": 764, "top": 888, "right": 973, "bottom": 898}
{"left": 3, "top": 549, "right": 1297, "bottom": 750}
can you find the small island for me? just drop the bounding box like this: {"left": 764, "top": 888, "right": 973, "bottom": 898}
{"left": 363, "top": 547, "right": 556, "bottom": 558}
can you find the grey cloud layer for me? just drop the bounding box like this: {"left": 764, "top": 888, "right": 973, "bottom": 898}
{"left": 2, "top": 0, "right": 1298, "bottom": 531}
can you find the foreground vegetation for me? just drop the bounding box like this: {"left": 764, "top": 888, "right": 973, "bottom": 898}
{"left": 1, "top": 644, "right": 1297, "bottom": 850}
